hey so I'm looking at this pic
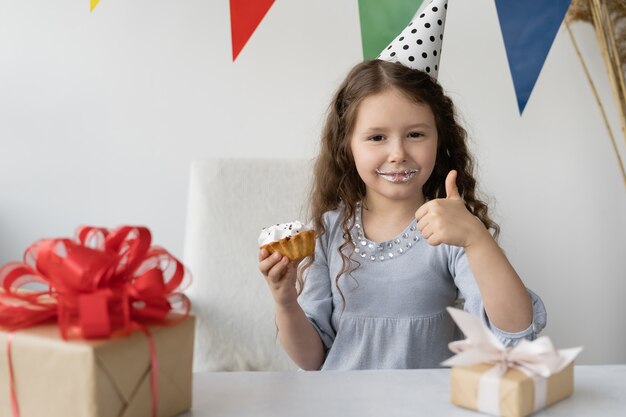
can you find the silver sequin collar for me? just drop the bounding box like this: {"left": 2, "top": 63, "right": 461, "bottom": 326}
{"left": 351, "top": 201, "right": 421, "bottom": 262}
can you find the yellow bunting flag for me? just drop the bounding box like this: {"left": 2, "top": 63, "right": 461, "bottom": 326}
{"left": 90, "top": 0, "right": 100, "bottom": 12}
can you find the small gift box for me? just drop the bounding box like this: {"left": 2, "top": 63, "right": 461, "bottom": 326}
{"left": 442, "top": 307, "right": 582, "bottom": 417}
{"left": 0, "top": 226, "right": 194, "bottom": 417}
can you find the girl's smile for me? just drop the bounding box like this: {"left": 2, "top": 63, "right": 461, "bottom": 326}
{"left": 375, "top": 168, "right": 420, "bottom": 184}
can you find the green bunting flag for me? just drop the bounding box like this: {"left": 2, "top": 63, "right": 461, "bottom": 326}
{"left": 358, "top": 0, "right": 426, "bottom": 60}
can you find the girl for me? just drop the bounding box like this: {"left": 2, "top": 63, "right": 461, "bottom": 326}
{"left": 258, "top": 59, "right": 546, "bottom": 370}
{"left": 259, "top": 3, "right": 545, "bottom": 370}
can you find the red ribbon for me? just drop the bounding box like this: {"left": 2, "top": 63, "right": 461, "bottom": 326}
{"left": 7, "top": 332, "right": 19, "bottom": 417}
{"left": 0, "top": 225, "right": 191, "bottom": 417}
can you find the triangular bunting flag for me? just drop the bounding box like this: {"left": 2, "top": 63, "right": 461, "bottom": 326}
{"left": 230, "top": 0, "right": 275, "bottom": 61}
{"left": 495, "top": 0, "right": 571, "bottom": 114}
{"left": 358, "top": 0, "right": 427, "bottom": 60}
{"left": 90, "top": 0, "right": 100, "bottom": 12}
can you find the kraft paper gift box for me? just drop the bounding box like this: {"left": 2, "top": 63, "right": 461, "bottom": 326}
{"left": 450, "top": 361, "right": 575, "bottom": 417}
{"left": 442, "top": 307, "right": 582, "bottom": 417}
{"left": 0, "top": 316, "right": 194, "bottom": 417}
{"left": 0, "top": 225, "right": 195, "bottom": 417}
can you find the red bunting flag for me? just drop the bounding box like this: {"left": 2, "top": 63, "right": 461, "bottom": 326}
{"left": 230, "top": 0, "right": 275, "bottom": 61}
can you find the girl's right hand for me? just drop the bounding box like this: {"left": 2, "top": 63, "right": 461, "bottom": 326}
{"left": 258, "top": 248, "right": 299, "bottom": 307}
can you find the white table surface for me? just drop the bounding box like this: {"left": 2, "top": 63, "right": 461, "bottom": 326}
{"left": 181, "top": 365, "right": 625, "bottom": 417}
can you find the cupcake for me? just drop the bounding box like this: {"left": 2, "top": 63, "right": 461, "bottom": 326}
{"left": 258, "top": 221, "right": 315, "bottom": 261}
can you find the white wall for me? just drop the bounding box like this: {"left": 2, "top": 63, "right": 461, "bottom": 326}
{"left": 1, "top": 0, "right": 624, "bottom": 364}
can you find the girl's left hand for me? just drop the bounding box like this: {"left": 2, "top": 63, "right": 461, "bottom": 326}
{"left": 415, "top": 170, "right": 490, "bottom": 248}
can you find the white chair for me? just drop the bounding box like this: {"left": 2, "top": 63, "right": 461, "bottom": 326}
{"left": 183, "top": 159, "right": 312, "bottom": 371}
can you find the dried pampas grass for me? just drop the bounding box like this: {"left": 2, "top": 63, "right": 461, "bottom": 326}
{"left": 567, "top": 0, "right": 593, "bottom": 22}
{"left": 568, "top": 0, "right": 626, "bottom": 76}
{"left": 567, "top": 0, "right": 626, "bottom": 186}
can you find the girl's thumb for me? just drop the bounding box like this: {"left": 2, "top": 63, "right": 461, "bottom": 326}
{"left": 445, "top": 170, "right": 460, "bottom": 199}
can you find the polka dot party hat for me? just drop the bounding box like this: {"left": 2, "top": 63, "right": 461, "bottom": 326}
{"left": 377, "top": 0, "right": 448, "bottom": 79}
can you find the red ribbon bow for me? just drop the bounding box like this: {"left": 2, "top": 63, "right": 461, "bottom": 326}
{"left": 0, "top": 225, "right": 192, "bottom": 417}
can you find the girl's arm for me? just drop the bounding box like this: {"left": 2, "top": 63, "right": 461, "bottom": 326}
{"left": 259, "top": 249, "right": 326, "bottom": 370}
{"left": 275, "top": 299, "right": 326, "bottom": 370}
{"left": 416, "top": 171, "right": 532, "bottom": 332}
{"left": 461, "top": 229, "right": 533, "bottom": 332}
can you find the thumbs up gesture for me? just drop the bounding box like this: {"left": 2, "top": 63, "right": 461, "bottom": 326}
{"left": 444, "top": 169, "right": 462, "bottom": 200}
{"left": 415, "top": 170, "right": 489, "bottom": 247}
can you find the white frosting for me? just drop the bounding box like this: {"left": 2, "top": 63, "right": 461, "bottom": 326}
{"left": 258, "top": 221, "right": 312, "bottom": 246}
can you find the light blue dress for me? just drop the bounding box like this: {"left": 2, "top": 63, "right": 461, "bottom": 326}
{"left": 298, "top": 204, "right": 547, "bottom": 370}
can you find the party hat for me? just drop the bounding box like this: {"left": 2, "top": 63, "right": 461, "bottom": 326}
{"left": 377, "top": 0, "right": 448, "bottom": 79}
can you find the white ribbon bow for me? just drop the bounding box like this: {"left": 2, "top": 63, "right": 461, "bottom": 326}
{"left": 441, "top": 307, "right": 582, "bottom": 415}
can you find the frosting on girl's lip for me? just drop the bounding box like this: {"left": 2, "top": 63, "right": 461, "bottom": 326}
{"left": 375, "top": 169, "right": 419, "bottom": 184}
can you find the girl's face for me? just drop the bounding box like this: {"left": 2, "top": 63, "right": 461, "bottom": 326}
{"left": 349, "top": 87, "right": 438, "bottom": 207}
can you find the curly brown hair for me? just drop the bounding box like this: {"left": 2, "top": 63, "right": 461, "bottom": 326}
{"left": 298, "top": 60, "right": 499, "bottom": 303}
